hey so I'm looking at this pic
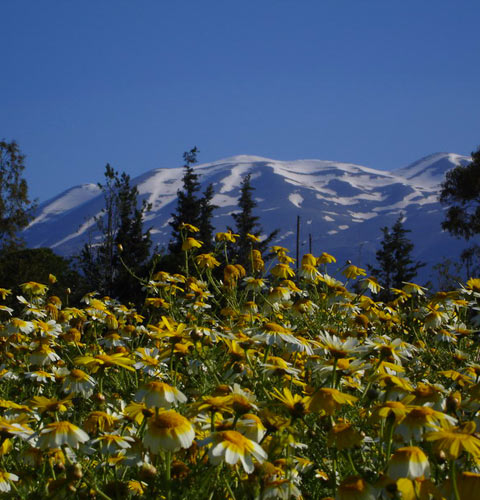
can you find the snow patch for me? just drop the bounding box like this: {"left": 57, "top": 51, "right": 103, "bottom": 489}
{"left": 289, "top": 193, "right": 304, "bottom": 208}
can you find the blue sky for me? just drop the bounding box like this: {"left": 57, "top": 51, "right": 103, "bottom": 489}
{"left": 2, "top": 0, "right": 480, "bottom": 201}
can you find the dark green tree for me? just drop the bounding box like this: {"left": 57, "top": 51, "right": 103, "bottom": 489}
{"left": 0, "top": 248, "right": 86, "bottom": 309}
{"left": 0, "top": 140, "right": 36, "bottom": 251}
{"left": 368, "top": 215, "right": 425, "bottom": 300}
{"left": 198, "top": 183, "right": 218, "bottom": 251}
{"left": 169, "top": 147, "right": 217, "bottom": 253}
{"left": 439, "top": 146, "right": 480, "bottom": 240}
{"left": 230, "top": 173, "right": 278, "bottom": 270}
{"left": 79, "top": 164, "right": 152, "bottom": 303}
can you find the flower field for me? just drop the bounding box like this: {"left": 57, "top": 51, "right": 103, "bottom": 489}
{"left": 1, "top": 240, "right": 480, "bottom": 499}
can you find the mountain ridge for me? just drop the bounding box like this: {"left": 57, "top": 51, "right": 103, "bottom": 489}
{"left": 23, "top": 152, "right": 475, "bottom": 284}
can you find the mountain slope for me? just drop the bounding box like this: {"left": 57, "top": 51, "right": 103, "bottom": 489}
{"left": 23, "top": 153, "right": 474, "bottom": 283}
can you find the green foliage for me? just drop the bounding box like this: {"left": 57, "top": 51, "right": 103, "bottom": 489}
{"left": 440, "top": 146, "right": 480, "bottom": 240}
{"left": 0, "top": 247, "right": 83, "bottom": 306}
{"left": 369, "top": 215, "right": 425, "bottom": 300}
{"left": 79, "top": 164, "right": 152, "bottom": 304}
{"left": 230, "top": 174, "right": 278, "bottom": 269}
{"left": 0, "top": 140, "right": 35, "bottom": 251}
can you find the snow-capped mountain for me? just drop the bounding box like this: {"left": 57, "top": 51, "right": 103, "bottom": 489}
{"left": 23, "top": 153, "right": 474, "bottom": 284}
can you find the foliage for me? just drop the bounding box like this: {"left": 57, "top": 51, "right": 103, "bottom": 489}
{"left": 368, "top": 214, "right": 425, "bottom": 300}
{"left": 0, "top": 140, "right": 35, "bottom": 251}
{"left": 440, "top": 145, "right": 480, "bottom": 240}
{"left": 79, "top": 164, "right": 152, "bottom": 304}
{"left": 0, "top": 247, "right": 84, "bottom": 307}
{"left": 1, "top": 242, "right": 480, "bottom": 498}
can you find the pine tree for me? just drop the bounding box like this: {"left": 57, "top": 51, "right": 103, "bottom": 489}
{"left": 79, "top": 164, "right": 151, "bottom": 303}
{"left": 368, "top": 215, "right": 425, "bottom": 300}
{"left": 169, "top": 147, "right": 202, "bottom": 254}
{"left": 169, "top": 147, "right": 217, "bottom": 254}
{"left": 198, "top": 183, "right": 218, "bottom": 251}
{"left": 230, "top": 173, "right": 278, "bottom": 270}
{"left": 0, "top": 140, "right": 36, "bottom": 251}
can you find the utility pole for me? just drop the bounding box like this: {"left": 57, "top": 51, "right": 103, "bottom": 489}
{"left": 296, "top": 215, "right": 300, "bottom": 271}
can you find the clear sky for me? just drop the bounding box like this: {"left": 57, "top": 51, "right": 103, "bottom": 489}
{"left": 2, "top": 0, "right": 480, "bottom": 202}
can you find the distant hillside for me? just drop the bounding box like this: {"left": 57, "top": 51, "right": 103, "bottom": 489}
{"left": 23, "top": 153, "right": 475, "bottom": 284}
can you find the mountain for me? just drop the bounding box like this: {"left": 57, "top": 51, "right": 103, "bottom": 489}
{"left": 23, "top": 152, "right": 475, "bottom": 284}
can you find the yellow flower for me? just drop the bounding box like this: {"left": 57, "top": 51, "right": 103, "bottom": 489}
{"left": 387, "top": 446, "right": 430, "bottom": 480}
{"left": 327, "top": 420, "right": 364, "bottom": 450}
{"left": 179, "top": 223, "right": 200, "bottom": 233}
{"left": 143, "top": 410, "right": 195, "bottom": 453}
{"left": 74, "top": 352, "right": 136, "bottom": 372}
{"left": 317, "top": 252, "right": 336, "bottom": 265}
{"left": 216, "top": 230, "right": 239, "bottom": 242}
{"left": 0, "top": 470, "right": 19, "bottom": 493}
{"left": 201, "top": 430, "right": 267, "bottom": 473}
{"left": 271, "top": 387, "right": 310, "bottom": 419}
{"left": 247, "top": 233, "right": 260, "bottom": 242}
{"left": 36, "top": 421, "right": 90, "bottom": 449}
{"left": 308, "top": 388, "right": 358, "bottom": 415}
{"left": 135, "top": 381, "right": 187, "bottom": 409}
{"left": 342, "top": 264, "right": 367, "bottom": 280}
{"left": 195, "top": 253, "right": 220, "bottom": 269}
{"left": 0, "top": 289, "right": 11, "bottom": 300}
{"left": 425, "top": 421, "right": 480, "bottom": 460}
{"left": 337, "top": 476, "right": 376, "bottom": 500}
{"left": 20, "top": 281, "right": 48, "bottom": 295}
{"left": 182, "top": 237, "right": 203, "bottom": 251}
{"left": 270, "top": 263, "right": 295, "bottom": 279}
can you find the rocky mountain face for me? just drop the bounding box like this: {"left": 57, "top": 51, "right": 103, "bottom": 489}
{"left": 23, "top": 152, "right": 474, "bottom": 284}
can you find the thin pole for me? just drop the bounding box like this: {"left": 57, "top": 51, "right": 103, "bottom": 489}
{"left": 296, "top": 215, "right": 300, "bottom": 271}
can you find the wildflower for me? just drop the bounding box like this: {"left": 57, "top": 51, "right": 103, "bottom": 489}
{"left": 36, "top": 421, "right": 90, "bottom": 449}
{"left": 62, "top": 368, "right": 96, "bottom": 397}
{"left": 200, "top": 430, "right": 267, "bottom": 473}
{"left": 359, "top": 276, "right": 382, "bottom": 294}
{"left": 396, "top": 405, "right": 457, "bottom": 442}
{"left": 179, "top": 223, "right": 199, "bottom": 233}
{"left": 337, "top": 476, "right": 376, "bottom": 500}
{"left": 30, "top": 395, "right": 74, "bottom": 414}
{"left": 271, "top": 263, "right": 295, "bottom": 279}
{"left": 84, "top": 411, "right": 120, "bottom": 433}
{"left": 271, "top": 387, "right": 310, "bottom": 419}
{"left": 342, "top": 264, "right": 367, "bottom": 280}
{"left": 425, "top": 421, "right": 480, "bottom": 460}
{"left": 224, "top": 264, "right": 245, "bottom": 288}
{"left": 181, "top": 237, "right": 203, "bottom": 251}
{"left": 244, "top": 277, "right": 267, "bottom": 292}
{"left": 74, "top": 352, "right": 136, "bottom": 372}
{"left": 236, "top": 414, "right": 267, "bottom": 442}
{"left": 92, "top": 433, "right": 135, "bottom": 454}
{"left": 135, "top": 381, "right": 187, "bottom": 409}
{"left": 216, "top": 230, "right": 239, "bottom": 242}
{"left": 253, "top": 322, "right": 302, "bottom": 348}
{"left": 0, "top": 470, "right": 19, "bottom": 493}
{"left": 143, "top": 410, "right": 195, "bottom": 452}
{"left": 308, "top": 388, "right": 358, "bottom": 415}
{"left": 327, "top": 419, "right": 364, "bottom": 450}
{"left": 20, "top": 281, "right": 48, "bottom": 295}
{"left": 317, "top": 252, "right": 336, "bottom": 264}
{"left": 195, "top": 253, "right": 220, "bottom": 269}
{"left": 402, "top": 282, "right": 427, "bottom": 296}
{"left": 387, "top": 446, "right": 430, "bottom": 480}
{"left": 0, "top": 288, "right": 11, "bottom": 300}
